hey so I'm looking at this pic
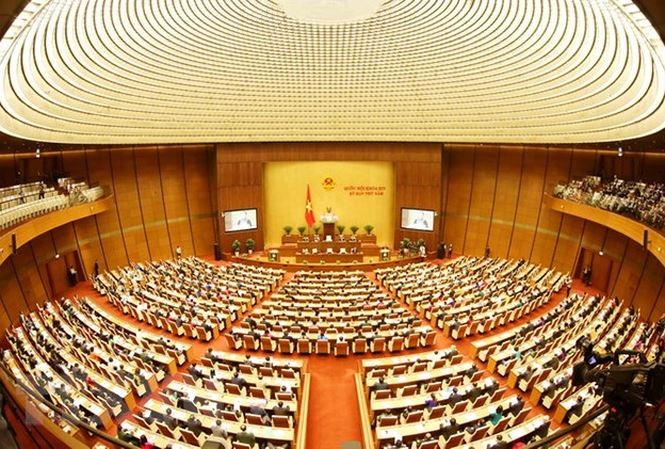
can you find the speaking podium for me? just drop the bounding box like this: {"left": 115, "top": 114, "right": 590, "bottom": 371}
{"left": 323, "top": 222, "right": 336, "bottom": 240}
{"left": 320, "top": 209, "right": 338, "bottom": 241}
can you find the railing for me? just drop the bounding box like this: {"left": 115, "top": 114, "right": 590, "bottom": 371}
{"left": 544, "top": 194, "right": 665, "bottom": 267}
{"left": 0, "top": 188, "right": 112, "bottom": 266}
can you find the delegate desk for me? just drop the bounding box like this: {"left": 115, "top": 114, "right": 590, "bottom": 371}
{"left": 209, "top": 350, "right": 304, "bottom": 371}
{"left": 297, "top": 241, "right": 362, "bottom": 252}
{"left": 371, "top": 377, "right": 496, "bottom": 414}
{"left": 197, "top": 364, "right": 300, "bottom": 391}
{"left": 295, "top": 253, "right": 363, "bottom": 263}
{"left": 366, "top": 362, "right": 473, "bottom": 390}
{"left": 376, "top": 395, "right": 519, "bottom": 442}
{"left": 122, "top": 421, "right": 198, "bottom": 449}
{"left": 455, "top": 416, "right": 550, "bottom": 449}
{"left": 145, "top": 399, "right": 294, "bottom": 443}
{"left": 166, "top": 381, "right": 298, "bottom": 413}
{"left": 361, "top": 348, "right": 458, "bottom": 375}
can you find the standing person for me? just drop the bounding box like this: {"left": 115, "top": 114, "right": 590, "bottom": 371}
{"left": 484, "top": 246, "right": 491, "bottom": 258}
{"left": 175, "top": 246, "right": 182, "bottom": 259}
{"left": 447, "top": 243, "right": 453, "bottom": 258}
{"left": 93, "top": 259, "right": 99, "bottom": 279}
{"left": 67, "top": 265, "right": 78, "bottom": 286}
{"left": 582, "top": 265, "right": 592, "bottom": 286}
{"left": 565, "top": 277, "right": 572, "bottom": 296}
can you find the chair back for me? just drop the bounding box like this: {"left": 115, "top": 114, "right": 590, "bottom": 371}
{"left": 297, "top": 339, "right": 311, "bottom": 354}
{"left": 180, "top": 428, "right": 200, "bottom": 445}
{"left": 372, "top": 337, "right": 386, "bottom": 352}
{"left": 278, "top": 338, "right": 293, "bottom": 354}
{"left": 352, "top": 338, "right": 367, "bottom": 353}
{"left": 273, "top": 415, "right": 292, "bottom": 428}
{"left": 406, "top": 333, "right": 420, "bottom": 348}
{"left": 335, "top": 341, "right": 349, "bottom": 356}
{"left": 249, "top": 387, "right": 266, "bottom": 399}
{"left": 245, "top": 413, "right": 264, "bottom": 425}
{"left": 445, "top": 433, "right": 464, "bottom": 448}
{"left": 316, "top": 339, "right": 330, "bottom": 354}
{"left": 405, "top": 410, "right": 423, "bottom": 423}
{"left": 374, "top": 390, "right": 391, "bottom": 399}
{"left": 428, "top": 405, "right": 445, "bottom": 419}
{"left": 418, "top": 440, "right": 438, "bottom": 449}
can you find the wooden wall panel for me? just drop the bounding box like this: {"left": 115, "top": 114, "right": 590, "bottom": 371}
{"left": 184, "top": 146, "right": 215, "bottom": 256}
{"left": 85, "top": 149, "right": 128, "bottom": 268}
{"left": 442, "top": 145, "right": 474, "bottom": 253}
{"left": 10, "top": 244, "right": 46, "bottom": 308}
{"left": 632, "top": 255, "right": 665, "bottom": 320}
{"left": 486, "top": 147, "right": 522, "bottom": 259}
{"left": 531, "top": 149, "right": 572, "bottom": 266}
{"left": 73, "top": 217, "right": 106, "bottom": 275}
{"left": 159, "top": 147, "right": 195, "bottom": 257}
{"left": 648, "top": 278, "right": 665, "bottom": 321}
{"left": 29, "top": 233, "right": 57, "bottom": 298}
{"left": 0, "top": 261, "right": 28, "bottom": 322}
{"left": 613, "top": 241, "right": 648, "bottom": 304}
{"left": 508, "top": 147, "right": 548, "bottom": 260}
{"left": 134, "top": 147, "right": 171, "bottom": 260}
{"left": 551, "top": 216, "right": 584, "bottom": 273}
{"left": 110, "top": 149, "right": 150, "bottom": 263}
{"left": 464, "top": 147, "right": 498, "bottom": 256}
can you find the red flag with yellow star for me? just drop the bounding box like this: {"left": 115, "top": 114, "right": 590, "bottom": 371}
{"left": 305, "top": 184, "right": 315, "bottom": 227}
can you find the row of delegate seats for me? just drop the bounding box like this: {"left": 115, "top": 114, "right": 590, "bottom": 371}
{"left": 358, "top": 349, "right": 551, "bottom": 449}
{"left": 505, "top": 297, "right": 624, "bottom": 391}
{"left": 121, "top": 350, "right": 307, "bottom": 449}
{"left": 0, "top": 293, "right": 196, "bottom": 442}
{"left": 532, "top": 307, "right": 658, "bottom": 424}
{"left": 95, "top": 258, "right": 284, "bottom": 341}
{"left": 487, "top": 295, "right": 605, "bottom": 376}
{"left": 470, "top": 293, "right": 588, "bottom": 362}
{"left": 375, "top": 257, "right": 567, "bottom": 339}
{"left": 229, "top": 269, "right": 436, "bottom": 355}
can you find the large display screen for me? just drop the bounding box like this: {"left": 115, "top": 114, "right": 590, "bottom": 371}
{"left": 400, "top": 208, "right": 435, "bottom": 231}
{"left": 224, "top": 208, "right": 258, "bottom": 232}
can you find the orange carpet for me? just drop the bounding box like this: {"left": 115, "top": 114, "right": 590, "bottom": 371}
{"left": 56, "top": 266, "right": 606, "bottom": 449}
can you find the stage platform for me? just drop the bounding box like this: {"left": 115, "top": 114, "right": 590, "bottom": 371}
{"left": 227, "top": 252, "right": 427, "bottom": 272}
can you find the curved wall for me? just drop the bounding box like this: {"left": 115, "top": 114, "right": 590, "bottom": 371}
{"left": 0, "top": 143, "right": 663, "bottom": 332}
{"left": 0, "top": 145, "right": 216, "bottom": 331}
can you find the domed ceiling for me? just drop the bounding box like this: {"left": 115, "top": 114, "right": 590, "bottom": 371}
{"left": 0, "top": 0, "right": 664, "bottom": 144}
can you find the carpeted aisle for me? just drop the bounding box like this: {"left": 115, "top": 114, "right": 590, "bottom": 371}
{"left": 306, "top": 356, "right": 363, "bottom": 449}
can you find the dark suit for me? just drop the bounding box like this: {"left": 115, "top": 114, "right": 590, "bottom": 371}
{"left": 509, "top": 399, "right": 524, "bottom": 416}
{"left": 163, "top": 414, "right": 178, "bottom": 430}
{"left": 467, "top": 386, "right": 481, "bottom": 402}
{"left": 273, "top": 405, "right": 290, "bottom": 416}
{"left": 236, "top": 430, "right": 256, "bottom": 446}
{"left": 440, "top": 423, "right": 458, "bottom": 440}
{"left": 177, "top": 398, "right": 198, "bottom": 413}
{"left": 186, "top": 417, "right": 204, "bottom": 436}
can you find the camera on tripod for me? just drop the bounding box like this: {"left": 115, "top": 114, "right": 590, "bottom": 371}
{"left": 570, "top": 336, "right": 665, "bottom": 448}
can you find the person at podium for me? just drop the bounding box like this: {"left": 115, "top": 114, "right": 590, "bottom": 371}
{"left": 320, "top": 207, "right": 338, "bottom": 223}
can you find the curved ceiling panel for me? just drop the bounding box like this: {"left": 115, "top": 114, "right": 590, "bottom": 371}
{"left": 0, "top": 0, "right": 664, "bottom": 144}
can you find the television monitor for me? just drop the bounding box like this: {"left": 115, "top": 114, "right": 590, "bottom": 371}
{"left": 224, "top": 208, "right": 257, "bottom": 232}
{"left": 401, "top": 208, "right": 435, "bottom": 231}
